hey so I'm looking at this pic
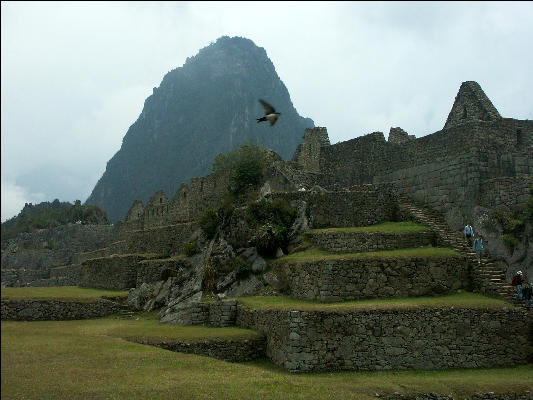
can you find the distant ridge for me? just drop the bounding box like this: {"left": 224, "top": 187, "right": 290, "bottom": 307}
{"left": 85, "top": 36, "right": 314, "bottom": 222}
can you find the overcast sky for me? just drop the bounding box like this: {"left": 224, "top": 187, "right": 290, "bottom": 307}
{"left": 2, "top": 1, "right": 532, "bottom": 222}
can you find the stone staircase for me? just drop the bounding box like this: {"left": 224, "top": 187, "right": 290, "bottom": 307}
{"left": 397, "top": 196, "right": 517, "bottom": 303}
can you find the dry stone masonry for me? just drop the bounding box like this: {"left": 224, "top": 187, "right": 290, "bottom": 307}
{"left": 237, "top": 306, "right": 530, "bottom": 373}
{"left": 1, "top": 298, "right": 122, "bottom": 321}
{"left": 275, "top": 255, "right": 470, "bottom": 302}
{"left": 306, "top": 230, "right": 437, "bottom": 253}
{"left": 2, "top": 81, "right": 531, "bottom": 378}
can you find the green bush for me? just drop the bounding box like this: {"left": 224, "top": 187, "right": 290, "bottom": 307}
{"left": 222, "top": 256, "right": 252, "bottom": 278}
{"left": 184, "top": 240, "right": 200, "bottom": 256}
{"left": 1, "top": 199, "right": 109, "bottom": 241}
{"left": 212, "top": 142, "right": 270, "bottom": 197}
{"left": 199, "top": 209, "right": 219, "bottom": 239}
{"left": 500, "top": 233, "right": 518, "bottom": 250}
{"left": 246, "top": 198, "right": 296, "bottom": 257}
{"left": 247, "top": 198, "right": 296, "bottom": 227}
{"left": 250, "top": 223, "right": 287, "bottom": 256}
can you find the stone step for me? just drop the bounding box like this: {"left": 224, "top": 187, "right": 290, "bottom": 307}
{"left": 399, "top": 198, "right": 513, "bottom": 304}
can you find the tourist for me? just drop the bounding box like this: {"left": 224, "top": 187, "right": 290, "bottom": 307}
{"left": 522, "top": 282, "right": 532, "bottom": 309}
{"left": 464, "top": 223, "right": 474, "bottom": 246}
{"left": 512, "top": 270, "right": 525, "bottom": 300}
{"left": 473, "top": 234, "right": 484, "bottom": 264}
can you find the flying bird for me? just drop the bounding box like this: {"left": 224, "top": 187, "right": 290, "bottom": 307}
{"left": 256, "top": 99, "right": 281, "bottom": 126}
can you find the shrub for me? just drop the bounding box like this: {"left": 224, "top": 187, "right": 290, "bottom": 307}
{"left": 246, "top": 198, "right": 296, "bottom": 256}
{"left": 199, "top": 209, "right": 219, "bottom": 239}
{"left": 184, "top": 240, "right": 200, "bottom": 257}
{"left": 250, "top": 223, "right": 288, "bottom": 257}
{"left": 500, "top": 233, "right": 518, "bottom": 250}
{"left": 247, "top": 198, "right": 296, "bottom": 228}
{"left": 222, "top": 256, "right": 252, "bottom": 278}
{"left": 212, "top": 142, "right": 270, "bottom": 197}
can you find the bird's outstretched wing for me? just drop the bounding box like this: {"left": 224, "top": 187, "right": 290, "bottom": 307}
{"left": 259, "top": 99, "right": 276, "bottom": 115}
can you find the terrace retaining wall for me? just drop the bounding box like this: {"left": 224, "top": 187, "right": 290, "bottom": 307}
{"left": 306, "top": 230, "right": 437, "bottom": 253}
{"left": 274, "top": 255, "right": 471, "bottom": 302}
{"left": 1, "top": 299, "right": 121, "bottom": 321}
{"left": 236, "top": 306, "right": 531, "bottom": 372}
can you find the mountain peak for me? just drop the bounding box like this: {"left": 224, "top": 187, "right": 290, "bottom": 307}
{"left": 86, "top": 37, "right": 314, "bottom": 222}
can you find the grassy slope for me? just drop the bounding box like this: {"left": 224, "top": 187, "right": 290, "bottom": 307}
{"left": 1, "top": 286, "right": 128, "bottom": 301}
{"left": 2, "top": 315, "right": 532, "bottom": 400}
{"left": 281, "top": 246, "right": 460, "bottom": 262}
{"left": 236, "top": 292, "right": 514, "bottom": 312}
{"left": 309, "top": 221, "right": 429, "bottom": 233}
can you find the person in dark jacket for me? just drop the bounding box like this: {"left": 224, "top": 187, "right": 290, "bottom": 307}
{"left": 473, "top": 234, "right": 484, "bottom": 264}
{"left": 512, "top": 270, "right": 525, "bottom": 300}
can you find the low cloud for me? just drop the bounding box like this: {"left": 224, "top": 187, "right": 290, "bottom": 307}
{"left": 1, "top": 180, "right": 45, "bottom": 222}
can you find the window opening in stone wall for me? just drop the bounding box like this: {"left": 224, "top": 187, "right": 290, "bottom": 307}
{"left": 160, "top": 198, "right": 162, "bottom": 204}
{"left": 200, "top": 180, "right": 204, "bottom": 192}
{"left": 461, "top": 105, "right": 468, "bottom": 120}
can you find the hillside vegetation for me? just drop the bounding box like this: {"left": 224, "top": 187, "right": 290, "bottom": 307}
{"left": 1, "top": 199, "right": 109, "bottom": 241}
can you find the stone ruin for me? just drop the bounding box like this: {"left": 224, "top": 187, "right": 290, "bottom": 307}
{"left": 2, "top": 81, "right": 532, "bottom": 374}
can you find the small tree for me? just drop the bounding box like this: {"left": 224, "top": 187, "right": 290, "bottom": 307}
{"left": 199, "top": 209, "right": 219, "bottom": 239}
{"left": 211, "top": 141, "right": 270, "bottom": 197}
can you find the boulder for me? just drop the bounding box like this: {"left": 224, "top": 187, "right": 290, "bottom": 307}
{"left": 127, "top": 282, "right": 156, "bottom": 311}
{"left": 226, "top": 275, "right": 265, "bottom": 297}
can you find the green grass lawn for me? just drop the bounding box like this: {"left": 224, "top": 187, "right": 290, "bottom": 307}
{"left": 309, "top": 221, "right": 429, "bottom": 233}
{"left": 1, "top": 286, "right": 128, "bottom": 301}
{"left": 103, "top": 311, "right": 261, "bottom": 343}
{"left": 281, "top": 246, "right": 460, "bottom": 262}
{"left": 237, "top": 292, "right": 514, "bottom": 312}
{"left": 2, "top": 315, "right": 531, "bottom": 399}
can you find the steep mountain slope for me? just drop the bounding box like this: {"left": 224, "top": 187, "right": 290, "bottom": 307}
{"left": 85, "top": 36, "right": 314, "bottom": 222}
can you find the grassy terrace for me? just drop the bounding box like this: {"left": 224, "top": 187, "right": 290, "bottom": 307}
{"left": 103, "top": 311, "right": 261, "bottom": 342}
{"left": 281, "top": 246, "right": 460, "bottom": 262}
{"left": 2, "top": 313, "right": 531, "bottom": 399}
{"left": 139, "top": 255, "right": 186, "bottom": 263}
{"left": 237, "top": 292, "right": 513, "bottom": 312}
{"left": 1, "top": 286, "right": 128, "bottom": 301}
{"left": 309, "top": 221, "right": 429, "bottom": 233}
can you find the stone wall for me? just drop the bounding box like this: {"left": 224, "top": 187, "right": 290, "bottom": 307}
{"left": 479, "top": 175, "right": 533, "bottom": 211}
{"left": 124, "top": 223, "right": 197, "bottom": 257}
{"left": 131, "top": 335, "right": 266, "bottom": 363}
{"left": 120, "top": 171, "right": 231, "bottom": 232}
{"left": 274, "top": 255, "right": 470, "bottom": 302}
{"left": 306, "top": 230, "right": 437, "bottom": 253}
{"left": 79, "top": 254, "right": 158, "bottom": 290}
{"left": 0, "top": 224, "right": 117, "bottom": 288}
{"left": 267, "top": 186, "right": 399, "bottom": 229}
{"left": 1, "top": 268, "right": 50, "bottom": 287}
{"left": 161, "top": 299, "right": 238, "bottom": 328}
{"left": 236, "top": 306, "right": 531, "bottom": 372}
{"left": 72, "top": 241, "right": 127, "bottom": 265}
{"left": 388, "top": 127, "right": 416, "bottom": 144}
{"left": 1, "top": 299, "right": 121, "bottom": 321}
{"left": 443, "top": 81, "right": 502, "bottom": 130}
{"left": 136, "top": 257, "right": 190, "bottom": 287}
{"left": 292, "top": 127, "right": 330, "bottom": 173}
{"left": 49, "top": 264, "right": 81, "bottom": 286}
{"left": 314, "top": 119, "right": 532, "bottom": 225}
{"left": 2, "top": 264, "right": 80, "bottom": 288}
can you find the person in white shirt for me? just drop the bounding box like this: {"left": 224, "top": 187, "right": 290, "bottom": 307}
{"left": 464, "top": 223, "right": 474, "bottom": 246}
